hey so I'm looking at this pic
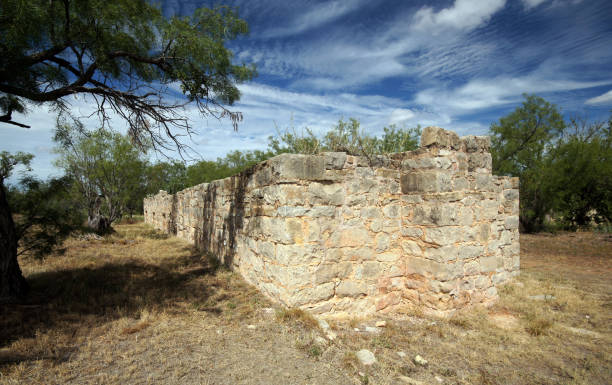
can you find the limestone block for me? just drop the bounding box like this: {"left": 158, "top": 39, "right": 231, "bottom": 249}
{"left": 503, "top": 189, "right": 519, "bottom": 202}
{"left": 324, "top": 248, "right": 344, "bottom": 263}
{"left": 406, "top": 258, "right": 459, "bottom": 281}
{"left": 277, "top": 206, "right": 310, "bottom": 217}
{"left": 421, "top": 126, "right": 461, "bottom": 149}
{"left": 289, "top": 283, "right": 335, "bottom": 306}
{"left": 383, "top": 205, "right": 400, "bottom": 218}
{"left": 375, "top": 233, "right": 391, "bottom": 252}
{"left": 328, "top": 225, "right": 371, "bottom": 247}
{"left": 362, "top": 261, "right": 382, "bottom": 279}
{"left": 468, "top": 153, "right": 492, "bottom": 172}
{"left": 269, "top": 153, "right": 326, "bottom": 181}
{"left": 400, "top": 226, "right": 424, "bottom": 238}
{"left": 336, "top": 281, "right": 367, "bottom": 297}
{"left": 360, "top": 207, "right": 382, "bottom": 219}
{"left": 480, "top": 255, "right": 502, "bottom": 273}
{"left": 475, "top": 275, "right": 490, "bottom": 289}
{"left": 401, "top": 171, "right": 452, "bottom": 193}
{"left": 308, "top": 206, "right": 337, "bottom": 217}
{"left": 457, "top": 244, "right": 484, "bottom": 260}
{"left": 423, "top": 226, "right": 462, "bottom": 246}
{"left": 348, "top": 247, "right": 376, "bottom": 261}
{"left": 401, "top": 240, "right": 422, "bottom": 256}
{"left": 322, "top": 152, "right": 347, "bottom": 169}
{"left": 258, "top": 241, "right": 276, "bottom": 260}
{"left": 370, "top": 219, "right": 383, "bottom": 233}
{"left": 453, "top": 177, "right": 469, "bottom": 191}
{"left": 464, "top": 260, "right": 479, "bottom": 275}
{"left": 309, "top": 182, "right": 344, "bottom": 205}
{"left": 430, "top": 280, "right": 455, "bottom": 294}
{"left": 504, "top": 215, "right": 520, "bottom": 230}
{"left": 376, "top": 292, "right": 401, "bottom": 311}
{"left": 275, "top": 244, "right": 320, "bottom": 265}
{"left": 461, "top": 135, "right": 491, "bottom": 153}
{"left": 424, "top": 245, "right": 458, "bottom": 263}
{"left": 376, "top": 250, "right": 401, "bottom": 262}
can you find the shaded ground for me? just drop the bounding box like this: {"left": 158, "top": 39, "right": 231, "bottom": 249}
{"left": 1, "top": 225, "right": 610, "bottom": 384}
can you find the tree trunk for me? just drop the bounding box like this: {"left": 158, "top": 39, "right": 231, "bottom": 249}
{"left": 0, "top": 181, "right": 29, "bottom": 303}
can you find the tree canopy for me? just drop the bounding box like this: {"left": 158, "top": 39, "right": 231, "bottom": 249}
{"left": 491, "top": 94, "right": 612, "bottom": 232}
{"left": 0, "top": 0, "right": 256, "bottom": 151}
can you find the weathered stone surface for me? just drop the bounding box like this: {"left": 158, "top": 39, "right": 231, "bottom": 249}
{"left": 421, "top": 126, "right": 461, "bottom": 149}
{"left": 270, "top": 153, "right": 326, "bottom": 181}
{"left": 356, "top": 349, "right": 376, "bottom": 366}
{"left": 401, "top": 171, "right": 452, "bottom": 193}
{"left": 337, "top": 281, "right": 367, "bottom": 297}
{"left": 322, "top": 152, "right": 347, "bottom": 169}
{"left": 462, "top": 135, "right": 491, "bottom": 153}
{"left": 144, "top": 126, "right": 520, "bottom": 318}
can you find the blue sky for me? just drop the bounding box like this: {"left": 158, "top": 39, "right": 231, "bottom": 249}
{"left": 3, "top": 0, "right": 612, "bottom": 179}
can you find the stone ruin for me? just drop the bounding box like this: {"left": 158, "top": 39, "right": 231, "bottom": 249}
{"left": 144, "top": 127, "right": 519, "bottom": 317}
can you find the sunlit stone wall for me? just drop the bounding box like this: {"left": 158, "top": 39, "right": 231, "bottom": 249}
{"left": 144, "top": 127, "right": 520, "bottom": 317}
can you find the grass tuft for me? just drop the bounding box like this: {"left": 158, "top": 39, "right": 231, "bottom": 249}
{"left": 275, "top": 308, "right": 319, "bottom": 329}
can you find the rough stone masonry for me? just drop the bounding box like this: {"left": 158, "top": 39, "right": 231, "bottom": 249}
{"left": 144, "top": 127, "right": 519, "bottom": 317}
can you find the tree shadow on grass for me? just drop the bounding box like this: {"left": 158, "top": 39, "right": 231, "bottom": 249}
{"left": 0, "top": 246, "right": 252, "bottom": 368}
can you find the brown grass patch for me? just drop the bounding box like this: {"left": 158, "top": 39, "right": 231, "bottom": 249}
{"left": 276, "top": 307, "right": 320, "bottom": 329}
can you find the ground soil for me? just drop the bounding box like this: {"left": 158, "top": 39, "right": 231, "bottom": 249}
{"left": 1, "top": 224, "right": 610, "bottom": 384}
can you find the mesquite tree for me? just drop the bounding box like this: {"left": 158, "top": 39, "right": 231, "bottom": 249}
{"left": 0, "top": 0, "right": 255, "bottom": 301}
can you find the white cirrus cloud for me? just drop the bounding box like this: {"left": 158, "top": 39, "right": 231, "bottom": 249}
{"left": 521, "top": 0, "right": 548, "bottom": 9}
{"left": 412, "top": 0, "right": 506, "bottom": 32}
{"left": 415, "top": 74, "right": 612, "bottom": 113}
{"left": 585, "top": 89, "right": 612, "bottom": 105}
{"left": 261, "top": 0, "right": 366, "bottom": 38}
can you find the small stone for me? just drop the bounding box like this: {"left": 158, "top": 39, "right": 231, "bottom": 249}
{"left": 397, "top": 351, "right": 407, "bottom": 358}
{"left": 376, "top": 320, "right": 387, "bottom": 327}
{"left": 365, "top": 326, "right": 381, "bottom": 334}
{"left": 326, "top": 331, "right": 337, "bottom": 341}
{"left": 261, "top": 307, "right": 275, "bottom": 314}
{"left": 356, "top": 349, "right": 377, "bottom": 366}
{"left": 317, "top": 318, "right": 330, "bottom": 330}
{"left": 413, "top": 355, "right": 428, "bottom": 367}
{"left": 435, "top": 375, "right": 444, "bottom": 383}
{"left": 397, "top": 376, "right": 425, "bottom": 385}
{"left": 528, "top": 294, "right": 555, "bottom": 301}
{"left": 315, "top": 336, "right": 328, "bottom": 345}
{"left": 247, "top": 324, "right": 257, "bottom": 330}
{"left": 354, "top": 328, "right": 360, "bottom": 332}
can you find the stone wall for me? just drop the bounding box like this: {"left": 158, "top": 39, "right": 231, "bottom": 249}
{"left": 144, "top": 127, "right": 519, "bottom": 317}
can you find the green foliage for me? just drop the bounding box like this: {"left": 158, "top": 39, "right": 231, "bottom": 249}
{"left": 8, "top": 175, "right": 84, "bottom": 258}
{"left": 548, "top": 118, "right": 612, "bottom": 228}
{"left": 54, "top": 126, "right": 148, "bottom": 224}
{"left": 268, "top": 126, "right": 322, "bottom": 155}
{"left": 0, "top": 0, "right": 255, "bottom": 142}
{"left": 376, "top": 124, "right": 421, "bottom": 154}
{"left": 269, "top": 118, "right": 420, "bottom": 158}
{"left": 322, "top": 118, "right": 378, "bottom": 156}
{"left": 145, "top": 161, "right": 188, "bottom": 194}
{"left": 490, "top": 94, "right": 565, "bottom": 232}
{"left": 491, "top": 94, "right": 612, "bottom": 232}
{"left": 0, "top": 151, "right": 33, "bottom": 180}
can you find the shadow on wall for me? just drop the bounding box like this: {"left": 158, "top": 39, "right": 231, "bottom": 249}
{"left": 195, "top": 168, "right": 255, "bottom": 268}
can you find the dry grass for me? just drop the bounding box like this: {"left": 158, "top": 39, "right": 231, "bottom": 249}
{"left": 276, "top": 307, "right": 320, "bottom": 330}
{"left": 1, "top": 226, "right": 611, "bottom": 384}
